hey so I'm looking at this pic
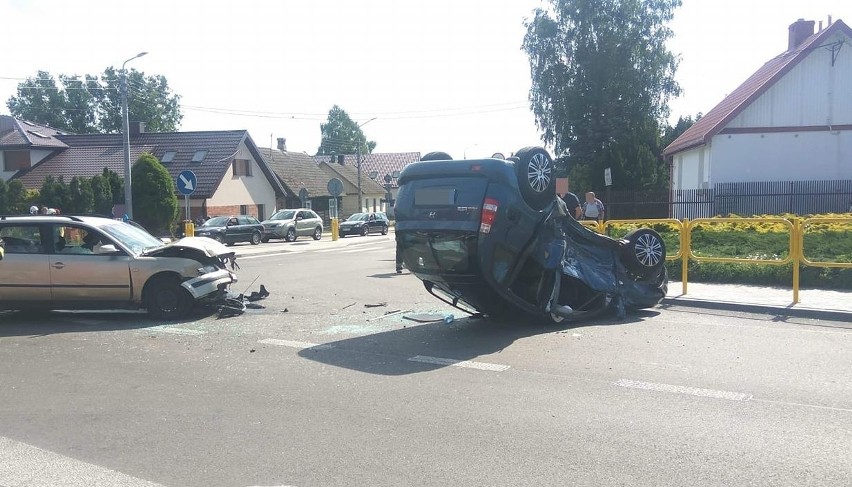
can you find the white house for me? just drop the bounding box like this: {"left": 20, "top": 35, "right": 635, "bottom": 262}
{"left": 664, "top": 18, "right": 852, "bottom": 216}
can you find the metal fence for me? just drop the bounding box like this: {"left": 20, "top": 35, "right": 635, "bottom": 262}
{"left": 606, "top": 180, "right": 852, "bottom": 219}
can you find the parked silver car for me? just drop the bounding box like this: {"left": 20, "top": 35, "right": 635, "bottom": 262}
{"left": 0, "top": 215, "right": 238, "bottom": 319}
{"left": 261, "top": 208, "right": 323, "bottom": 242}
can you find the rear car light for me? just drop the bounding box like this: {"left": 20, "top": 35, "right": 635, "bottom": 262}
{"left": 480, "top": 197, "right": 499, "bottom": 234}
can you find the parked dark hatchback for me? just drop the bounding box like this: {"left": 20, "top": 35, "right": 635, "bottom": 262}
{"left": 394, "top": 147, "right": 667, "bottom": 324}
{"left": 195, "top": 215, "right": 264, "bottom": 245}
{"left": 339, "top": 212, "right": 390, "bottom": 237}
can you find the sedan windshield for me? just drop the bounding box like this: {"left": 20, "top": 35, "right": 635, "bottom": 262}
{"left": 202, "top": 216, "right": 229, "bottom": 227}
{"left": 270, "top": 210, "right": 296, "bottom": 221}
{"left": 99, "top": 221, "right": 164, "bottom": 255}
{"left": 347, "top": 213, "right": 368, "bottom": 221}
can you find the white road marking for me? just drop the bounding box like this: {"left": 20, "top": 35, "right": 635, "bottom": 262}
{"left": 408, "top": 355, "right": 511, "bottom": 372}
{"left": 147, "top": 326, "right": 205, "bottom": 336}
{"left": 615, "top": 378, "right": 753, "bottom": 401}
{"left": 259, "top": 338, "right": 333, "bottom": 350}
{"left": 0, "top": 436, "right": 166, "bottom": 487}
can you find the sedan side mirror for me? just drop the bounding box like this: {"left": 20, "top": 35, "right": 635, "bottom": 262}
{"left": 95, "top": 244, "right": 121, "bottom": 255}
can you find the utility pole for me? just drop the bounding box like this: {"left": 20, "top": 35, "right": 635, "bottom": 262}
{"left": 355, "top": 117, "right": 377, "bottom": 213}
{"left": 120, "top": 51, "right": 147, "bottom": 219}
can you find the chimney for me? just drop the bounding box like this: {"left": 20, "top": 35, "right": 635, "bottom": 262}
{"left": 276, "top": 137, "right": 287, "bottom": 151}
{"left": 337, "top": 154, "right": 345, "bottom": 165}
{"left": 129, "top": 121, "right": 145, "bottom": 137}
{"left": 788, "top": 18, "right": 815, "bottom": 51}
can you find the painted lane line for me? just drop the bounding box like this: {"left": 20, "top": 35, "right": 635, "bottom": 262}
{"left": 615, "top": 379, "right": 753, "bottom": 402}
{"left": 259, "top": 338, "right": 334, "bottom": 350}
{"left": 408, "top": 355, "right": 511, "bottom": 372}
{"left": 147, "top": 325, "right": 205, "bottom": 336}
{"left": 0, "top": 436, "right": 166, "bottom": 487}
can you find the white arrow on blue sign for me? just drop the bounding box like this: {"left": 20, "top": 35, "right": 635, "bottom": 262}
{"left": 177, "top": 170, "right": 197, "bottom": 196}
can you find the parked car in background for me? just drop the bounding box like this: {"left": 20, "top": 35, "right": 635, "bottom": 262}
{"left": 339, "top": 212, "right": 390, "bottom": 237}
{"left": 261, "top": 209, "right": 323, "bottom": 242}
{"left": 394, "top": 147, "right": 667, "bottom": 324}
{"left": 194, "top": 215, "right": 264, "bottom": 245}
{"left": 0, "top": 215, "right": 238, "bottom": 318}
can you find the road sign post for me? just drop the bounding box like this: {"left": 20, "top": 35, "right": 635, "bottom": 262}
{"left": 177, "top": 170, "right": 197, "bottom": 224}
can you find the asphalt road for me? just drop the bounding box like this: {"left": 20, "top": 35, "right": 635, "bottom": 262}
{"left": 1, "top": 234, "right": 850, "bottom": 487}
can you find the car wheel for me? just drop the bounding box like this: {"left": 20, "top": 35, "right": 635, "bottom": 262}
{"left": 514, "top": 146, "right": 556, "bottom": 211}
{"left": 360, "top": 226, "right": 368, "bottom": 236}
{"left": 421, "top": 151, "right": 453, "bottom": 161}
{"left": 214, "top": 234, "right": 225, "bottom": 244}
{"left": 381, "top": 225, "right": 388, "bottom": 235}
{"left": 313, "top": 227, "right": 322, "bottom": 240}
{"left": 144, "top": 275, "right": 193, "bottom": 319}
{"left": 622, "top": 228, "right": 666, "bottom": 276}
{"left": 250, "top": 231, "right": 262, "bottom": 245}
{"left": 285, "top": 227, "right": 297, "bottom": 242}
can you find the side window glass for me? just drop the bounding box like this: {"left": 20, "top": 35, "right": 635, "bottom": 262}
{"left": 310, "top": 211, "right": 319, "bottom": 219}
{"left": 54, "top": 225, "right": 105, "bottom": 254}
{"left": 0, "top": 225, "right": 45, "bottom": 254}
{"left": 238, "top": 217, "right": 250, "bottom": 225}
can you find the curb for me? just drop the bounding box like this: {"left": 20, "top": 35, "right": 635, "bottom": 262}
{"left": 661, "top": 297, "right": 852, "bottom": 322}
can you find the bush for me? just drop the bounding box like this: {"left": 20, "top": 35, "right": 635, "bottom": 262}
{"left": 131, "top": 152, "right": 178, "bottom": 235}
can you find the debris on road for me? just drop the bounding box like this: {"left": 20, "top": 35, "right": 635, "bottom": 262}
{"left": 364, "top": 302, "right": 388, "bottom": 308}
{"left": 217, "top": 284, "right": 270, "bottom": 319}
{"left": 366, "top": 309, "right": 410, "bottom": 322}
{"left": 403, "top": 313, "right": 446, "bottom": 323}
{"left": 342, "top": 302, "right": 357, "bottom": 310}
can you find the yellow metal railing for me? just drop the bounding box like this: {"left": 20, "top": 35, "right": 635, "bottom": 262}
{"left": 594, "top": 215, "right": 852, "bottom": 304}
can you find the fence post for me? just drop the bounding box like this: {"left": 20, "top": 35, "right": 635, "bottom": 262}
{"left": 792, "top": 217, "right": 801, "bottom": 304}
{"left": 681, "top": 218, "right": 689, "bottom": 295}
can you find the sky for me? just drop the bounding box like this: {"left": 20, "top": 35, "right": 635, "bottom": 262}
{"left": 0, "top": 0, "right": 849, "bottom": 160}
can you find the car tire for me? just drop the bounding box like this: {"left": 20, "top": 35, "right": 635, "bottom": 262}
{"left": 360, "top": 226, "right": 368, "bottom": 236}
{"left": 214, "top": 234, "right": 225, "bottom": 244}
{"left": 421, "top": 151, "right": 453, "bottom": 161}
{"left": 621, "top": 228, "right": 666, "bottom": 276}
{"left": 381, "top": 225, "right": 388, "bottom": 235}
{"left": 313, "top": 227, "right": 322, "bottom": 240}
{"left": 285, "top": 228, "right": 297, "bottom": 242}
{"left": 144, "top": 275, "right": 193, "bottom": 320}
{"left": 250, "top": 231, "right": 262, "bottom": 245}
{"left": 514, "top": 146, "right": 556, "bottom": 211}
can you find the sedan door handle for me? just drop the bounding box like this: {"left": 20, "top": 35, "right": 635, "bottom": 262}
{"left": 52, "top": 262, "right": 65, "bottom": 269}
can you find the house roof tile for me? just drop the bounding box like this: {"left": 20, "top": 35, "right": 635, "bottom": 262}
{"left": 0, "top": 115, "right": 70, "bottom": 149}
{"left": 261, "top": 148, "right": 331, "bottom": 197}
{"left": 664, "top": 20, "right": 852, "bottom": 156}
{"left": 312, "top": 152, "right": 420, "bottom": 188}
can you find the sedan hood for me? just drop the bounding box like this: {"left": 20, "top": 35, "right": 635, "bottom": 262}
{"left": 340, "top": 221, "right": 363, "bottom": 227}
{"left": 196, "top": 225, "right": 225, "bottom": 232}
{"left": 145, "top": 236, "right": 234, "bottom": 258}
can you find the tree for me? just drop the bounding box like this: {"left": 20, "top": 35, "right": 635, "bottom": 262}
{"left": 7, "top": 68, "right": 182, "bottom": 134}
{"left": 316, "top": 105, "right": 377, "bottom": 156}
{"left": 67, "top": 177, "right": 94, "bottom": 214}
{"left": 90, "top": 174, "right": 114, "bottom": 216}
{"left": 6, "top": 180, "right": 31, "bottom": 214}
{"left": 131, "top": 152, "right": 177, "bottom": 234}
{"left": 523, "top": 0, "right": 681, "bottom": 193}
{"left": 103, "top": 167, "right": 124, "bottom": 204}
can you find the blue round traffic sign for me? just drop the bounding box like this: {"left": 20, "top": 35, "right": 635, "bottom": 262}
{"left": 177, "top": 170, "right": 197, "bottom": 196}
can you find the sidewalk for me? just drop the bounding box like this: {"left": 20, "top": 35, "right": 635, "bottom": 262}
{"left": 663, "top": 281, "right": 852, "bottom": 321}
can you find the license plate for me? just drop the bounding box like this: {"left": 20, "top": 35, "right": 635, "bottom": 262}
{"left": 415, "top": 187, "right": 456, "bottom": 206}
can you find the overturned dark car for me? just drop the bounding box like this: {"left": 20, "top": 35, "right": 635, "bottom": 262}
{"left": 394, "top": 148, "right": 667, "bottom": 324}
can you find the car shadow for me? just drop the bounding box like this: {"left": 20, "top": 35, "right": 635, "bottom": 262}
{"left": 0, "top": 308, "right": 214, "bottom": 338}
{"left": 297, "top": 309, "right": 659, "bottom": 376}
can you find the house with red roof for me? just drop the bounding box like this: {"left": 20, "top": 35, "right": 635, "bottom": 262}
{"left": 0, "top": 116, "right": 288, "bottom": 220}
{"left": 664, "top": 18, "right": 852, "bottom": 216}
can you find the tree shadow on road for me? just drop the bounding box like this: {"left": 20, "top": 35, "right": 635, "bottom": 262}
{"left": 298, "top": 309, "right": 659, "bottom": 376}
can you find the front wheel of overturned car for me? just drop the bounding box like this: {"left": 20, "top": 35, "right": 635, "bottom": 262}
{"left": 313, "top": 227, "right": 322, "bottom": 240}
{"left": 514, "top": 146, "right": 556, "bottom": 211}
{"left": 144, "top": 275, "right": 193, "bottom": 320}
{"left": 622, "top": 228, "right": 666, "bottom": 277}
{"left": 421, "top": 151, "right": 453, "bottom": 161}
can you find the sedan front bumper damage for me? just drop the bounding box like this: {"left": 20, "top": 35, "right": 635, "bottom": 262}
{"left": 181, "top": 269, "right": 238, "bottom": 299}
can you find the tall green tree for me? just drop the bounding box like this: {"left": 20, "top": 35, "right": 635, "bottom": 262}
{"left": 67, "top": 177, "right": 95, "bottom": 214}
{"left": 103, "top": 167, "right": 124, "bottom": 204}
{"left": 316, "top": 105, "right": 377, "bottom": 156}
{"left": 90, "top": 174, "right": 114, "bottom": 216}
{"left": 523, "top": 0, "right": 681, "bottom": 193}
{"left": 7, "top": 68, "right": 182, "bottom": 133}
{"left": 131, "top": 153, "right": 177, "bottom": 234}
{"left": 6, "top": 180, "right": 30, "bottom": 214}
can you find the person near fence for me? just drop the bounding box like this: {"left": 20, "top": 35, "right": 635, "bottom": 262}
{"left": 582, "top": 192, "right": 605, "bottom": 222}
{"left": 560, "top": 184, "right": 582, "bottom": 220}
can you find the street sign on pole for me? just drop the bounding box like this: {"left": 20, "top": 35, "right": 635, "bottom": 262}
{"left": 327, "top": 178, "right": 343, "bottom": 197}
{"left": 177, "top": 170, "right": 197, "bottom": 195}
{"left": 299, "top": 188, "right": 309, "bottom": 207}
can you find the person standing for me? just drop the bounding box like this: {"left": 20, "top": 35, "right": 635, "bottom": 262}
{"left": 561, "top": 184, "right": 582, "bottom": 220}
{"left": 582, "top": 192, "right": 605, "bottom": 222}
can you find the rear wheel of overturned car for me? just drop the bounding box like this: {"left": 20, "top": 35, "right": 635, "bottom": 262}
{"left": 144, "top": 275, "right": 193, "bottom": 319}
{"left": 285, "top": 228, "right": 297, "bottom": 242}
{"left": 421, "top": 151, "right": 453, "bottom": 161}
{"left": 250, "top": 231, "right": 262, "bottom": 245}
{"left": 514, "top": 146, "right": 556, "bottom": 211}
{"left": 313, "top": 227, "right": 322, "bottom": 240}
{"left": 622, "top": 228, "right": 666, "bottom": 277}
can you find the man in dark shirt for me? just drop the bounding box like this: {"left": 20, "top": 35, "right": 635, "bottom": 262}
{"left": 561, "top": 183, "right": 582, "bottom": 219}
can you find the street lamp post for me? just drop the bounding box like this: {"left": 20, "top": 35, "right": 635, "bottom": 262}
{"left": 355, "top": 117, "right": 377, "bottom": 213}
{"left": 121, "top": 51, "right": 147, "bottom": 219}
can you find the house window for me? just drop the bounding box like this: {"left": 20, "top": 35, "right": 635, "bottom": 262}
{"left": 191, "top": 150, "right": 207, "bottom": 163}
{"left": 240, "top": 205, "right": 248, "bottom": 215}
{"left": 3, "top": 150, "right": 30, "bottom": 171}
{"left": 232, "top": 159, "right": 252, "bottom": 177}
{"left": 161, "top": 151, "right": 176, "bottom": 163}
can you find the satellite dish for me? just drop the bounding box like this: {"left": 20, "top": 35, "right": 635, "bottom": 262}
{"left": 491, "top": 152, "right": 506, "bottom": 160}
